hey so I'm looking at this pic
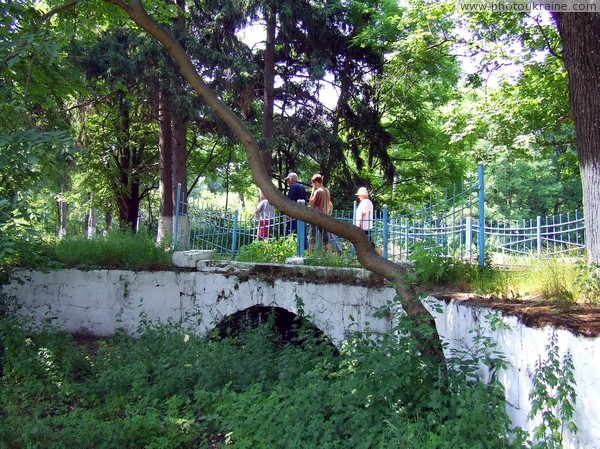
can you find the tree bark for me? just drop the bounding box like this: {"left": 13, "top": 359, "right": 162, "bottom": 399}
{"left": 157, "top": 81, "right": 174, "bottom": 244}
{"left": 57, "top": 172, "right": 68, "bottom": 239}
{"left": 261, "top": 5, "right": 276, "bottom": 174}
{"left": 108, "top": 0, "right": 443, "bottom": 361}
{"left": 171, "top": 0, "right": 189, "bottom": 248}
{"left": 552, "top": 12, "right": 600, "bottom": 264}
{"left": 87, "top": 192, "right": 97, "bottom": 239}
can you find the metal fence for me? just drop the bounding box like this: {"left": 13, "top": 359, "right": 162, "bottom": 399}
{"left": 174, "top": 166, "right": 586, "bottom": 265}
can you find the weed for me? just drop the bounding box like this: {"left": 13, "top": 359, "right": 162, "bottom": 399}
{"left": 304, "top": 249, "right": 361, "bottom": 268}
{"left": 52, "top": 229, "right": 172, "bottom": 271}
{"left": 575, "top": 262, "right": 600, "bottom": 304}
{"left": 235, "top": 234, "right": 297, "bottom": 264}
{"left": 528, "top": 332, "right": 578, "bottom": 449}
{"left": 0, "top": 304, "right": 528, "bottom": 449}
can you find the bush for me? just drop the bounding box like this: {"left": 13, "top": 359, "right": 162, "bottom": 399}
{"left": 0, "top": 304, "right": 526, "bottom": 449}
{"left": 235, "top": 235, "right": 297, "bottom": 264}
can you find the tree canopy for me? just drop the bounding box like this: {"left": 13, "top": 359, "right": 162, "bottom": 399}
{"left": 1, "top": 0, "right": 596, "bottom": 264}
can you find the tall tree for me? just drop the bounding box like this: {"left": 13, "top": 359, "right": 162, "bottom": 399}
{"left": 157, "top": 80, "right": 174, "bottom": 242}
{"left": 552, "top": 11, "right": 600, "bottom": 264}
{"left": 349, "top": 0, "right": 465, "bottom": 207}
{"left": 456, "top": 7, "right": 599, "bottom": 263}
{"left": 76, "top": 28, "right": 159, "bottom": 231}
{"left": 0, "top": 0, "right": 81, "bottom": 235}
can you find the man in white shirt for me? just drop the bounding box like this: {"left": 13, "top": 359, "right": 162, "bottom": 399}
{"left": 355, "top": 186, "right": 374, "bottom": 246}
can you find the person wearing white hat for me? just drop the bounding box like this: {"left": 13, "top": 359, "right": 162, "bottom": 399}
{"left": 355, "top": 186, "right": 374, "bottom": 245}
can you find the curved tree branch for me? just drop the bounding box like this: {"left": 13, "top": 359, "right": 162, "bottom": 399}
{"left": 107, "top": 0, "right": 443, "bottom": 360}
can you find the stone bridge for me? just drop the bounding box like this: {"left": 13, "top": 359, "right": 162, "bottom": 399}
{"left": 4, "top": 257, "right": 399, "bottom": 346}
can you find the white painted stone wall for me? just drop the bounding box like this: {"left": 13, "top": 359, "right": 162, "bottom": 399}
{"left": 425, "top": 297, "right": 600, "bottom": 449}
{"left": 2, "top": 265, "right": 599, "bottom": 449}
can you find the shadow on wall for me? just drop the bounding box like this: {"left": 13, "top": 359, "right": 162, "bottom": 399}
{"left": 213, "top": 305, "right": 339, "bottom": 355}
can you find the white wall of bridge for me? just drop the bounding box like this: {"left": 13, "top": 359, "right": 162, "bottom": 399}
{"left": 2, "top": 261, "right": 599, "bottom": 449}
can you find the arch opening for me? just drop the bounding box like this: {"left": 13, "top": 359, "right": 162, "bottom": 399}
{"left": 214, "top": 305, "right": 337, "bottom": 353}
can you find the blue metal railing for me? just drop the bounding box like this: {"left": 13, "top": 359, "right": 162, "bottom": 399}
{"left": 174, "top": 165, "right": 586, "bottom": 265}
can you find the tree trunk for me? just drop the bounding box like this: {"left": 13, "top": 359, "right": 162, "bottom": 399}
{"left": 171, "top": 0, "right": 189, "bottom": 249}
{"left": 172, "top": 109, "right": 189, "bottom": 248}
{"left": 157, "top": 82, "right": 174, "bottom": 245}
{"left": 552, "top": 12, "right": 600, "bottom": 264}
{"left": 261, "top": 5, "right": 276, "bottom": 175}
{"left": 104, "top": 210, "right": 112, "bottom": 235}
{"left": 87, "top": 204, "right": 97, "bottom": 239}
{"left": 56, "top": 172, "right": 68, "bottom": 239}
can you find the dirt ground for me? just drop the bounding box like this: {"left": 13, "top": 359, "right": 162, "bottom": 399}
{"left": 429, "top": 289, "right": 600, "bottom": 339}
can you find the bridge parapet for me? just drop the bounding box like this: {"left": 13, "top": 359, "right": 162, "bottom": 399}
{"left": 3, "top": 262, "right": 397, "bottom": 346}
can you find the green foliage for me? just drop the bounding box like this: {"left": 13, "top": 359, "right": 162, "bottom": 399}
{"left": 575, "top": 262, "right": 600, "bottom": 305}
{"left": 0, "top": 199, "right": 58, "bottom": 280}
{"left": 409, "top": 243, "right": 469, "bottom": 286}
{"left": 4, "top": 229, "right": 172, "bottom": 272}
{"left": 528, "top": 332, "right": 578, "bottom": 449}
{"left": 0, "top": 302, "right": 527, "bottom": 449}
{"left": 304, "top": 250, "right": 361, "bottom": 268}
{"left": 51, "top": 229, "right": 172, "bottom": 270}
{"left": 0, "top": 200, "right": 14, "bottom": 262}
{"left": 477, "top": 260, "right": 581, "bottom": 305}
{"left": 484, "top": 152, "right": 581, "bottom": 220}
{"left": 235, "top": 235, "right": 297, "bottom": 264}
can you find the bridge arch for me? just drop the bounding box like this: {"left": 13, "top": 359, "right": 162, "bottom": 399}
{"left": 191, "top": 264, "right": 397, "bottom": 346}
{"left": 213, "top": 305, "right": 337, "bottom": 351}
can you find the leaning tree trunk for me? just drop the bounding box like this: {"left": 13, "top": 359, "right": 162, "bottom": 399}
{"left": 552, "top": 12, "right": 600, "bottom": 265}
{"left": 110, "top": 0, "right": 444, "bottom": 362}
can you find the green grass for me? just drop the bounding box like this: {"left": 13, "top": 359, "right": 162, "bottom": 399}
{"left": 408, "top": 245, "right": 599, "bottom": 306}
{"left": 4, "top": 229, "right": 173, "bottom": 272}
{"left": 454, "top": 259, "right": 600, "bottom": 305}
{"left": 4, "top": 228, "right": 598, "bottom": 306}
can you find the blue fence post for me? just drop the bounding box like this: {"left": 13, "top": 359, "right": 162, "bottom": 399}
{"left": 404, "top": 218, "right": 409, "bottom": 259}
{"left": 230, "top": 210, "right": 239, "bottom": 260}
{"left": 465, "top": 216, "right": 472, "bottom": 260}
{"left": 382, "top": 205, "right": 389, "bottom": 259}
{"left": 173, "top": 183, "right": 181, "bottom": 250}
{"left": 478, "top": 164, "right": 485, "bottom": 267}
{"left": 297, "top": 220, "right": 306, "bottom": 257}
{"left": 537, "top": 216, "right": 542, "bottom": 255}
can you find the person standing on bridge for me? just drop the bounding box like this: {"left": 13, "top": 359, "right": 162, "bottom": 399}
{"left": 284, "top": 172, "right": 307, "bottom": 236}
{"left": 308, "top": 173, "right": 333, "bottom": 254}
{"left": 355, "top": 186, "right": 374, "bottom": 248}
{"left": 255, "top": 190, "right": 275, "bottom": 240}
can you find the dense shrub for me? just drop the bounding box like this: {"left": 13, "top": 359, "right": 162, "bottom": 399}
{"left": 0, "top": 301, "right": 525, "bottom": 449}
